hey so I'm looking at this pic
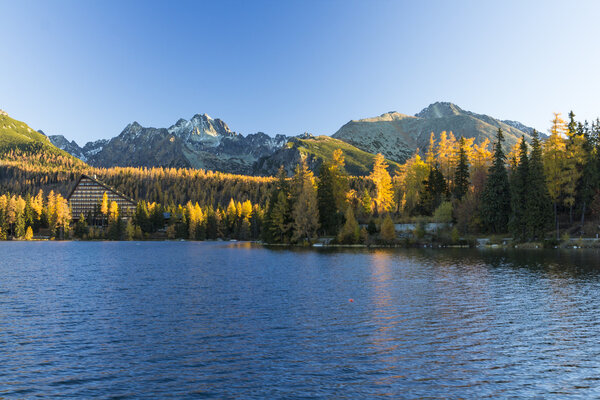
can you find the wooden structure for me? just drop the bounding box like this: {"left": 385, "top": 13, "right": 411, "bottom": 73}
{"left": 67, "top": 174, "right": 136, "bottom": 220}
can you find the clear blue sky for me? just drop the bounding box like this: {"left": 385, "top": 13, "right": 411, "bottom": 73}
{"left": 2, "top": 0, "right": 599, "bottom": 144}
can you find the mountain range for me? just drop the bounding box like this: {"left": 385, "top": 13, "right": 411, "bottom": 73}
{"left": 8, "top": 102, "right": 537, "bottom": 175}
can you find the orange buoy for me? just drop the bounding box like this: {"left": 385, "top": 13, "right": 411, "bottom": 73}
{"left": 349, "top": 299, "right": 354, "bottom": 303}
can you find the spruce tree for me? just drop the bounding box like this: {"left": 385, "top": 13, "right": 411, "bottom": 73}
{"left": 508, "top": 136, "right": 529, "bottom": 240}
{"left": 290, "top": 158, "right": 320, "bottom": 243}
{"left": 453, "top": 136, "right": 470, "bottom": 201}
{"left": 480, "top": 128, "right": 511, "bottom": 233}
{"left": 417, "top": 164, "right": 447, "bottom": 215}
{"left": 577, "top": 131, "right": 599, "bottom": 231}
{"left": 317, "top": 164, "right": 339, "bottom": 234}
{"left": 74, "top": 213, "right": 89, "bottom": 238}
{"left": 263, "top": 166, "right": 291, "bottom": 243}
{"left": 317, "top": 149, "right": 348, "bottom": 235}
{"left": 526, "top": 130, "right": 553, "bottom": 239}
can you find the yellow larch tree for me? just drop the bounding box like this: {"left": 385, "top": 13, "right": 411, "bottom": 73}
{"left": 543, "top": 113, "right": 568, "bottom": 237}
{"left": 396, "top": 153, "right": 429, "bottom": 215}
{"left": 435, "top": 131, "right": 458, "bottom": 183}
{"left": 370, "top": 153, "right": 395, "bottom": 214}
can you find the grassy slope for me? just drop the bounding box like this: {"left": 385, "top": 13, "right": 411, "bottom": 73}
{"left": 0, "top": 114, "right": 50, "bottom": 147}
{"left": 0, "top": 113, "right": 84, "bottom": 161}
{"left": 291, "top": 135, "right": 402, "bottom": 176}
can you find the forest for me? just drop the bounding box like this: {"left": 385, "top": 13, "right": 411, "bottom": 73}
{"left": 1, "top": 111, "right": 600, "bottom": 245}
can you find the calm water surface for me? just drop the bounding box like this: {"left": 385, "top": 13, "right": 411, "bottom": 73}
{"left": 2, "top": 242, "right": 600, "bottom": 398}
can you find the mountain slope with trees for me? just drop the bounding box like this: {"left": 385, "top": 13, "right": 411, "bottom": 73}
{"left": 332, "top": 102, "right": 537, "bottom": 163}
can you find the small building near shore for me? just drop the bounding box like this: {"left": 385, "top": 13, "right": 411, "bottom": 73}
{"left": 67, "top": 174, "right": 136, "bottom": 220}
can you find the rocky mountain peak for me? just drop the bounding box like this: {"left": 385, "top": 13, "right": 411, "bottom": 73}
{"left": 415, "top": 102, "right": 465, "bottom": 119}
{"left": 0, "top": 109, "right": 8, "bottom": 117}
{"left": 125, "top": 121, "right": 143, "bottom": 131}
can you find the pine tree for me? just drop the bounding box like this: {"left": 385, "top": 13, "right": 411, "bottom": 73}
{"left": 578, "top": 140, "right": 600, "bottom": 231}
{"left": 564, "top": 111, "right": 585, "bottom": 224}
{"left": 453, "top": 136, "right": 470, "bottom": 201}
{"left": 263, "top": 166, "right": 292, "bottom": 243}
{"left": 269, "top": 190, "right": 292, "bottom": 243}
{"left": 317, "top": 149, "right": 348, "bottom": 234}
{"left": 526, "top": 130, "right": 553, "bottom": 239}
{"left": 480, "top": 128, "right": 511, "bottom": 233}
{"left": 417, "top": 163, "right": 447, "bottom": 215}
{"left": 74, "top": 213, "right": 89, "bottom": 238}
{"left": 508, "top": 136, "right": 529, "bottom": 240}
{"left": 317, "top": 163, "right": 338, "bottom": 234}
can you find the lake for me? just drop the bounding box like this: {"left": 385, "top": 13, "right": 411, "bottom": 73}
{"left": 2, "top": 242, "right": 600, "bottom": 398}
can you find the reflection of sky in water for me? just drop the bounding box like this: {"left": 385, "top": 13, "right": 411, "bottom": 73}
{"left": 2, "top": 243, "right": 600, "bottom": 398}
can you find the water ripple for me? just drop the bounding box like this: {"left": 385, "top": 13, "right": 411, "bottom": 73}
{"left": 2, "top": 243, "right": 600, "bottom": 398}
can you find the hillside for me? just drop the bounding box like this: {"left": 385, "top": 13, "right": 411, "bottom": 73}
{"left": 0, "top": 111, "right": 52, "bottom": 149}
{"left": 0, "top": 111, "right": 85, "bottom": 165}
{"left": 332, "top": 102, "right": 537, "bottom": 163}
{"left": 254, "top": 134, "right": 401, "bottom": 176}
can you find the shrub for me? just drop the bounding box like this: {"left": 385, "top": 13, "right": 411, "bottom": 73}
{"left": 451, "top": 227, "right": 459, "bottom": 244}
{"left": 433, "top": 201, "right": 453, "bottom": 223}
{"left": 337, "top": 207, "right": 360, "bottom": 244}
{"left": 380, "top": 215, "right": 396, "bottom": 243}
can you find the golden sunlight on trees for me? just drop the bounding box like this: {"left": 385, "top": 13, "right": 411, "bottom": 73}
{"left": 370, "top": 153, "right": 395, "bottom": 214}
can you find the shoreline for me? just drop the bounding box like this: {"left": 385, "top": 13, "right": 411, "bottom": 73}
{"left": 8, "top": 237, "right": 600, "bottom": 250}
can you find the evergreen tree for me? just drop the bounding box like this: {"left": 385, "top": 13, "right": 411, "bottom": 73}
{"left": 269, "top": 190, "right": 292, "bottom": 243}
{"left": 134, "top": 201, "right": 152, "bottom": 233}
{"left": 508, "top": 136, "right": 529, "bottom": 240}
{"left": 263, "top": 166, "right": 292, "bottom": 243}
{"left": 453, "top": 136, "right": 470, "bottom": 201}
{"left": 574, "top": 118, "right": 599, "bottom": 231}
{"left": 74, "top": 213, "right": 89, "bottom": 238}
{"left": 526, "top": 130, "right": 553, "bottom": 239}
{"left": 317, "top": 149, "right": 348, "bottom": 235}
{"left": 480, "top": 128, "right": 511, "bottom": 233}
{"left": 417, "top": 164, "right": 447, "bottom": 215}
{"left": 317, "top": 163, "right": 338, "bottom": 234}
{"left": 564, "top": 111, "right": 585, "bottom": 224}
